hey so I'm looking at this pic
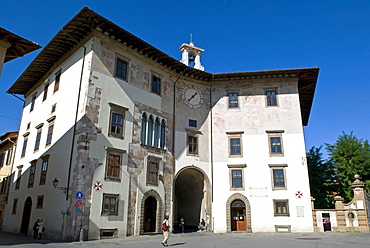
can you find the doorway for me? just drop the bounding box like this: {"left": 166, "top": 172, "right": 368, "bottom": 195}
{"left": 144, "top": 196, "right": 157, "bottom": 232}
{"left": 230, "top": 200, "right": 246, "bottom": 231}
{"left": 20, "top": 197, "right": 32, "bottom": 234}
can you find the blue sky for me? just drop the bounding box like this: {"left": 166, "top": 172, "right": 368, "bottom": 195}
{"left": 0, "top": 1, "right": 369, "bottom": 158}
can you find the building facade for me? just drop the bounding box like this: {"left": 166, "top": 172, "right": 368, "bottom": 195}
{"left": 2, "top": 7, "right": 319, "bottom": 240}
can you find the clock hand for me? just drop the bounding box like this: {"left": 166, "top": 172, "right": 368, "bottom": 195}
{"left": 187, "top": 92, "right": 198, "bottom": 102}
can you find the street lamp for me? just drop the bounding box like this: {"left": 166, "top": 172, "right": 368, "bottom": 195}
{"left": 52, "top": 178, "right": 67, "bottom": 194}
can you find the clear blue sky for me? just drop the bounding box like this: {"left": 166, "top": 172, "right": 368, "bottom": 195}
{"left": 1, "top": 1, "right": 369, "bottom": 158}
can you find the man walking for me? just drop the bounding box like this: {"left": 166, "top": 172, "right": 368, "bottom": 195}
{"left": 161, "top": 215, "right": 170, "bottom": 247}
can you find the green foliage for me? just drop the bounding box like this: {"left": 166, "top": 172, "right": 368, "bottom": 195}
{"left": 307, "top": 146, "right": 336, "bottom": 208}
{"left": 325, "top": 131, "right": 370, "bottom": 202}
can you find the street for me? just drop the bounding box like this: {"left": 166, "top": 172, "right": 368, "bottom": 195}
{"left": 1, "top": 231, "right": 370, "bottom": 248}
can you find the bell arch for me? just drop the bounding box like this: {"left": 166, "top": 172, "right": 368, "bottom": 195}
{"left": 140, "top": 189, "right": 163, "bottom": 234}
{"left": 174, "top": 166, "right": 212, "bottom": 231}
{"left": 226, "top": 193, "right": 252, "bottom": 232}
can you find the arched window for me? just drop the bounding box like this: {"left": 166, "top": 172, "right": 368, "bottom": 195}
{"left": 141, "top": 113, "right": 147, "bottom": 144}
{"left": 160, "top": 120, "right": 166, "bottom": 148}
{"left": 154, "top": 118, "right": 160, "bottom": 147}
{"left": 147, "top": 115, "right": 154, "bottom": 146}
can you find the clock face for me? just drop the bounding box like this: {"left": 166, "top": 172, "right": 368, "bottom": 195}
{"left": 182, "top": 85, "right": 204, "bottom": 109}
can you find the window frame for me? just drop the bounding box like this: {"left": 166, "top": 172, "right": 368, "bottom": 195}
{"left": 267, "top": 131, "right": 284, "bottom": 156}
{"left": 108, "top": 103, "right": 128, "bottom": 139}
{"left": 39, "top": 156, "right": 49, "bottom": 186}
{"left": 115, "top": 57, "right": 128, "bottom": 80}
{"left": 228, "top": 164, "right": 246, "bottom": 190}
{"left": 43, "top": 80, "right": 50, "bottom": 101}
{"left": 12, "top": 198, "right": 18, "bottom": 215}
{"left": 146, "top": 156, "right": 161, "bottom": 185}
{"left": 5, "top": 147, "right": 13, "bottom": 165}
{"left": 102, "top": 193, "right": 119, "bottom": 216}
{"left": 0, "top": 176, "right": 9, "bottom": 194}
{"left": 151, "top": 74, "right": 161, "bottom": 95}
{"left": 0, "top": 152, "right": 4, "bottom": 168}
{"left": 21, "top": 134, "right": 29, "bottom": 157}
{"left": 265, "top": 89, "right": 278, "bottom": 107}
{"left": 30, "top": 93, "right": 36, "bottom": 112}
{"left": 273, "top": 199, "right": 290, "bottom": 216}
{"left": 28, "top": 161, "right": 37, "bottom": 188}
{"left": 54, "top": 69, "right": 61, "bottom": 92}
{"left": 228, "top": 93, "right": 239, "bottom": 108}
{"left": 269, "top": 164, "right": 288, "bottom": 190}
{"left": 34, "top": 128, "right": 42, "bottom": 151}
{"left": 36, "top": 195, "right": 44, "bottom": 209}
{"left": 187, "top": 135, "right": 198, "bottom": 155}
{"left": 15, "top": 165, "right": 23, "bottom": 190}
{"left": 105, "top": 153, "right": 121, "bottom": 181}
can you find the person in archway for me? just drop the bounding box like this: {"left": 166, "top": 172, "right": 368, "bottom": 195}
{"left": 161, "top": 215, "right": 170, "bottom": 246}
{"left": 33, "top": 219, "right": 40, "bottom": 239}
{"left": 179, "top": 218, "right": 185, "bottom": 233}
{"left": 37, "top": 219, "right": 44, "bottom": 240}
{"left": 198, "top": 218, "right": 205, "bottom": 232}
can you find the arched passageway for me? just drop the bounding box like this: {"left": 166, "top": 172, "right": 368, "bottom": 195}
{"left": 174, "top": 167, "right": 211, "bottom": 232}
{"left": 20, "top": 197, "right": 32, "bottom": 234}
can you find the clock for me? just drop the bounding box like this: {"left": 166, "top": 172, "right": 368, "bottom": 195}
{"left": 182, "top": 85, "right": 204, "bottom": 109}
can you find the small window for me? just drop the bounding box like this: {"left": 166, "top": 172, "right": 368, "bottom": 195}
{"left": 266, "top": 90, "right": 277, "bottom": 106}
{"left": 274, "top": 199, "right": 289, "bottom": 216}
{"left": 1, "top": 176, "right": 9, "bottom": 194}
{"left": 228, "top": 93, "right": 238, "bottom": 108}
{"left": 21, "top": 137, "right": 28, "bottom": 157}
{"left": 51, "top": 104, "right": 56, "bottom": 113}
{"left": 270, "top": 137, "right": 282, "bottom": 154}
{"left": 34, "top": 129, "right": 42, "bottom": 151}
{"left": 30, "top": 94, "right": 36, "bottom": 112}
{"left": 0, "top": 152, "right": 4, "bottom": 168}
{"left": 116, "top": 58, "right": 128, "bottom": 80}
{"left": 43, "top": 81, "right": 49, "bottom": 101}
{"left": 39, "top": 158, "right": 48, "bottom": 185}
{"left": 5, "top": 147, "right": 13, "bottom": 165}
{"left": 27, "top": 122, "right": 31, "bottom": 130}
{"left": 231, "top": 169, "right": 243, "bottom": 188}
{"left": 54, "top": 70, "right": 61, "bottom": 92}
{"left": 12, "top": 198, "right": 18, "bottom": 215}
{"left": 28, "top": 162, "right": 36, "bottom": 188}
{"left": 188, "top": 135, "right": 198, "bottom": 155}
{"left": 15, "top": 167, "right": 22, "bottom": 190}
{"left": 269, "top": 165, "right": 288, "bottom": 190}
{"left": 46, "top": 123, "right": 54, "bottom": 145}
{"left": 108, "top": 103, "right": 127, "bottom": 139}
{"left": 151, "top": 75, "right": 161, "bottom": 95}
{"left": 230, "top": 138, "right": 241, "bottom": 156}
{"left": 102, "top": 194, "right": 119, "bottom": 216}
{"left": 147, "top": 160, "right": 159, "bottom": 185}
{"left": 36, "top": 195, "right": 44, "bottom": 209}
{"left": 189, "top": 119, "right": 197, "bottom": 127}
{"left": 106, "top": 153, "right": 121, "bottom": 180}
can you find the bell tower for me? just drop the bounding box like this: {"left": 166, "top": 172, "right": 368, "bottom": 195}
{"left": 180, "top": 35, "right": 204, "bottom": 71}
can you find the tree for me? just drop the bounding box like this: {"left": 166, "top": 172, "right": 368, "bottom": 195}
{"left": 326, "top": 131, "right": 370, "bottom": 202}
{"left": 307, "top": 146, "right": 336, "bottom": 208}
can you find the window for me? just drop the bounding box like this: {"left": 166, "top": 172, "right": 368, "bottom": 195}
{"left": 274, "top": 199, "right": 289, "bottom": 216}
{"left": 230, "top": 138, "right": 241, "bottom": 155}
{"left": 28, "top": 161, "right": 36, "bottom": 188}
{"left": 30, "top": 94, "right": 36, "bottom": 112}
{"left": 51, "top": 103, "right": 56, "bottom": 113}
{"left": 189, "top": 119, "right": 197, "bottom": 127}
{"left": 273, "top": 169, "right": 285, "bottom": 188}
{"left": 231, "top": 169, "right": 243, "bottom": 188}
{"left": 188, "top": 135, "right": 198, "bottom": 155}
{"left": 267, "top": 131, "right": 284, "bottom": 156}
{"left": 36, "top": 195, "right": 44, "bottom": 209}
{"left": 21, "top": 136, "right": 28, "bottom": 157}
{"left": 108, "top": 103, "right": 127, "bottom": 139}
{"left": 12, "top": 198, "right": 18, "bottom": 215}
{"left": 106, "top": 153, "right": 121, "bottom": 180}
{"left": 27, "top": 122, "right": 31, "bottom": 130}
{"left": 34, "top": 129, "right": 42, "bottom": 151}
{"left": 54, "top": 70, "right": 61, "bottom": 92}
{"left": 39, "top": 157, "right": 49, "bottom": 185}
{"left": 266, "top": 90, "right": 277, "bottom": 106}
{"left": 116, "top": 58, "right": 128, "bottom": 80}
{"left": 151, "top": 75, "right": 161, "bottom": 94}
{"left": 15, "top": 166, "right": 22, "bottom": 190}
{"left": 6, "top": 147, "right": 13, "bottom": 165}
{"left": 147, "top": 161, "right": 159, "bottom": 185}
{"left": 140, "top": 112, "right": 166, "bottom": 149}
{"left": 270, "top": 137, "right": 282, "bottom": 154}
{"left": 43, "top": 81, "right": 49, "bottom": 101}
{"left": 46, "top": 123, "right": 54, "bottom": 145}
{"left": 228, "top": 93, "right": 238, "bottom": 108}
{"left": 0, "top": 152, "right": 4, "bottom": 168}
{"left": 102, "top": 194, "right": 119, "bottom": 215}
{"left": 1, "top": 176, "right": 9, "bottom": 194}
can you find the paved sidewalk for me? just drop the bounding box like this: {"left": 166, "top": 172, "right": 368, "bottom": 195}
{"left": 1, "top": 231, "right": 370, "bottom": 248}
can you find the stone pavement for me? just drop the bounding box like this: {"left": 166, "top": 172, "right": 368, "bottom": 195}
{"left": 1, "top": 231, "right": 370, "bottom": 248}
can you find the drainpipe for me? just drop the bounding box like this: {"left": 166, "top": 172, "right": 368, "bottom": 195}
{"left": 210, "top": 74, "right": 214, "bottom": 232}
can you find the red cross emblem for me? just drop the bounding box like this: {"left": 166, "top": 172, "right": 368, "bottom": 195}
{"left": 94, "top": 181, "right": 103, "bottom": 191}
{"left": 295, "top": 191, "right": 303, "bottom": 199}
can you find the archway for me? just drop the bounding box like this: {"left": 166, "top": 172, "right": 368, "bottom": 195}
{"left": 20, "top": 197, "right": 32, "bottom": 234}
{"left": 174, "top": 167, "right": 211, "bottom": 232}
{"left": 226, "top": 193, "right": 252, "bottom": 232}
{"left": 143, "top": 196, "right": 157, "bottom": 232}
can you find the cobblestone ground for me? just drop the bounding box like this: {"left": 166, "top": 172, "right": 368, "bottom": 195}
{"left": 1, "top": 231, "right": 370, "bottom": 248}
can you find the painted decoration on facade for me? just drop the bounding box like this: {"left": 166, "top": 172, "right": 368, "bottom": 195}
{"left": 94, "top": 181, "right": 103, "bottom": 191}
{"left": 295, "top": 191, "right": 303, "bottom": 199}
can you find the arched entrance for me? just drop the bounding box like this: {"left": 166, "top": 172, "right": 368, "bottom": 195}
{"left": 226, "top": 193, "right": 252, "bottom": 233}
{"left": 20, "top": 197, "right": 32, "bottom": 234}
{"left": 174, "top": 167, "right": 211, "bottom": 232}
{"left": 144, "top": 196, "right": 157, "bottom": 232}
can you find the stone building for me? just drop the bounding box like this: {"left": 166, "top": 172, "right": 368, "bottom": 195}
{"left": 2, "top": 7, "right": 319, "bottom": 240}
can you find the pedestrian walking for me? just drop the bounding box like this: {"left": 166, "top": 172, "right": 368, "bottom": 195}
{"left": 179, "top": 218, "right": 185, "bottom": 233}
{"left": 37, "top": 219, "right": 45, "bottom": 240}
{"left": 161, "top": 215, "right": 170, "bottom": 247}
{"left": 33, "top": 219, "right": 39, "bottom": 239}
